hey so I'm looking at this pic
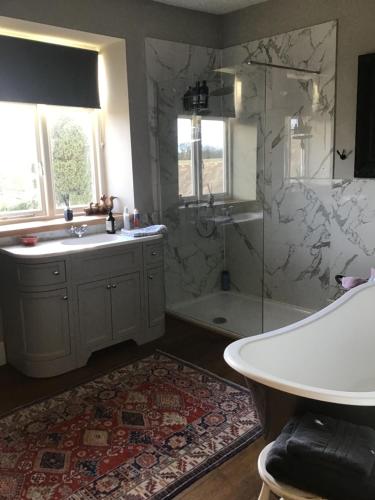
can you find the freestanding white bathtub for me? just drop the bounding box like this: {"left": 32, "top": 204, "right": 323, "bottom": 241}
{"left": 224, "top": 282, "right": 375, "bottom": 436}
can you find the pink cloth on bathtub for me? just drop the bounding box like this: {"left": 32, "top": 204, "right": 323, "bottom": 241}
{"left": 340, "top": 277, "right": 367, "bottom": 290}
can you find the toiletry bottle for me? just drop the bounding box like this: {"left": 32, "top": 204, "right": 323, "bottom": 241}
{"left": 200, "top": 80, "right": 209, "bottom": 109}
{"left": 133, "top": 208, "right": 141, "bottom": 228}
{"left": 123, "top": 207, "right": 131, "bottom": 230}
{"left": 183, "top": 87, "right": 192, "bottom": 112}
{"left": 221, "top": 270, "right": 230, "bottom": 291}
{"left": 187, "top": 86, "right": 192, "bottom": 111}
{"left": 192, "top": 81, "right": 200, "bottom": 111}
{"left": 183, "top": 88, "right": 188, "bottom": 111}
{"left": 106, "top": 209, "right": 116, "bottom": 234}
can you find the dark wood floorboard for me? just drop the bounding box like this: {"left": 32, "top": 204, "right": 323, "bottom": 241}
{"left": 0, "top": 315, "right": 264, "bottom": 499}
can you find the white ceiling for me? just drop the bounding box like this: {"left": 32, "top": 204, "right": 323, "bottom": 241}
{"left": 151, "top": 0, "right": 268, "bottom": 15}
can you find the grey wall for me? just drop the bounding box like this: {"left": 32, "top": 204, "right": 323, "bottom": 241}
{"left": 221, "top": 0, "right": 375, "bottom": 179}
{"left": 0, "top": 0, "right": 220, "bottom": 213}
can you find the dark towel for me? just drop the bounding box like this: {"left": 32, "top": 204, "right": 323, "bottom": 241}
{"left": 287, "top": 412, "right": 375, "bottom": 478}
{"left": 265, "top": 415, "right": 375, "bottom": 500}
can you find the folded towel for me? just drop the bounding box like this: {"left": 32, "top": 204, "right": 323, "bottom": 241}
{"left": 266, "top": 415, "right": 375, "bottom": 500}
{"left": 121, "top": 225, "right": 168, "bottom": 238}
{"left": 265, "top": 418, "right": 300, "bottom": 480}
{"left": 287, "top": 413, "right": 375, "bottom": 478}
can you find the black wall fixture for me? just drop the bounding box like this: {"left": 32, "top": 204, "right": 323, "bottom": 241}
{"left": 355, "top": 53, "right": 375, "bottom": 177}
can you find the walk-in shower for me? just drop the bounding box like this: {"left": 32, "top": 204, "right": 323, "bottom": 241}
{"left": 145, "top": 22, "right": 336, "bottom": 339}
{"left": 167, "top": 61, "right": 327, "bottom": 337}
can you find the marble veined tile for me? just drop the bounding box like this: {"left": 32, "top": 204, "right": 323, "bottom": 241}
{"left": 145, "top": 21, "right": 337, "bottom": 312}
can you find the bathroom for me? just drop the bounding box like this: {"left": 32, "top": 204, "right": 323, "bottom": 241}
{"left": 0, "top": 1, "right": 375, "bottom": 499}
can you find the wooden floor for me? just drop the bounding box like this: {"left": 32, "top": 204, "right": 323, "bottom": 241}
{"left": 0, "top": 315, "right": 264, "bottom": 500}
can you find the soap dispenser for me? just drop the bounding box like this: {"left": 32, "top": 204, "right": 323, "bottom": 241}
{"left": 123, "top": 207, "right": 131, "bottom": 230}
{"left": 106, "top": 209, "right": 116, "bottom": 234}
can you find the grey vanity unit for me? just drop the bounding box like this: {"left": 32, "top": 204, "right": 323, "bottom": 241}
{"left": 0, "top": 234, "right": 165, "bottom": 378}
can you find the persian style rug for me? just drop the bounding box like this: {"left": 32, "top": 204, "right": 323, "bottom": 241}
{"left": 0, "top": 352, "right": 262, "bottom": 499}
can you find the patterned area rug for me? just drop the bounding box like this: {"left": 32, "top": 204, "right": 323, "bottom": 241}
{"left": 0, "top": 352, "right": 262, "bottom": 499}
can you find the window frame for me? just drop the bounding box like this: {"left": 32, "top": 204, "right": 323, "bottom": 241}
{"left": 0, "top": 103, "right": 105, "bottom": 224}
{"left": 178, "top": 114, "right": 230, "bottom": 202}
{"left": 0, "top": 102, "right": 47, "bottom": 221}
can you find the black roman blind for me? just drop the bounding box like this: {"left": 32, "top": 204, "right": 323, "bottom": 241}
{"left": 0, "top": 35, "right": 100, "bottom": 108}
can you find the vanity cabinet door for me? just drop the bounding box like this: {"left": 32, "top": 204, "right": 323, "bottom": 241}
{"left": 19, "top": 288, "right": 71, "bottom": 361}
{"left": 111, "top": 272, "right": 142, "bottom": 341}
{"left": 146, "top": 266, "right": 165, "bottom": 328}
{"left": 78, "top": 279, "right": 112, "bottom": 350}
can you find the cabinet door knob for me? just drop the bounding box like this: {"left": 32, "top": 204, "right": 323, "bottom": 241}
{"left": 112, "top": 284, "right": 117, "bottom": 288}
{"left": 62, "top": 295, "right": 68, "bottom": 300}
{"left": 151, "top": 251, "right": 157, "bottom": 256}
{"left": 148, "top": 275, "right": 153, "bottom": 280}
{"left": 53, "top": 270, "right": 60, "bottom": 275}
{"left": 106, "top": 284, "right": 111, "bottom": 289}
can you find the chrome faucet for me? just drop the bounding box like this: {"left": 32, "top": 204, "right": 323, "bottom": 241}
{"left": 224, "top": 205, "right": 235, "bottom": 217}
{"left": 207, "top": 184, "right": 215, "bottom": 208}
{"left": 70, "top": 224, "right": 88, "bottom": 238}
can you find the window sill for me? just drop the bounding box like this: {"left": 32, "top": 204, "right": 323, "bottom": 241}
{"left": 0, "top": 214, "right": 122, "bottom": 238}
{"left": 178, "top": 199, "right": 253, "bottom": 209}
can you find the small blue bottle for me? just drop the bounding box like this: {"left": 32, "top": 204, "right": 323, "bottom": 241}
{"left": 221, "top": 270, "right": 230, "bottom": 291}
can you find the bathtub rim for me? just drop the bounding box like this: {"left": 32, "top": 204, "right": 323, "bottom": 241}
{"left": 224, "top": 282, "right": 375, "bottom": 406}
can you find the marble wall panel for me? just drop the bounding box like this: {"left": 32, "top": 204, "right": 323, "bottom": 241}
{"left": 146, "top": 38, "right": 224, "bottom": 306}
{"left": 146, "top": 22, "right": 338, "bottom": 313}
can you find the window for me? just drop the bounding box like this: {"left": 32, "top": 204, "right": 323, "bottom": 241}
{"left": 0, "top": 103, "right": 102, "bottom": 221}
{"left": 284, "top": 116, "right": 311, "bottom": 178}
{"left": 178, "top": 116, "right": 228, "bottom": 200}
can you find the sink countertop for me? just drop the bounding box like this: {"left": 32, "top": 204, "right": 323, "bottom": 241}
{"left": 0, "top": 233, "right": 163, "bottom": 259}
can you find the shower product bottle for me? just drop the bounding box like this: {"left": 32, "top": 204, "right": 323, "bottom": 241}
{"left": 200, "top": 80, "right": 209, "bottom": 109}
{"left": 133, "top": 208, "right": 141, "bottom": 228}
{"left": 183, "top": 87, "right": 192, "bottom": 112}
{"left": 183, "top": 88, "right": 188, "bottom": 111}
{"left": 123, "top": 207, "right": 131, "bottom": 230}
{"left": 192, "top": 81, "right": 200, "bottom": 111}
{"left": 221, "top": 270, "right": 230, "bottom": 291}
{"left": 106, "top": 209, "right": 116, "bottom": 234}
{"left": 187, "top": 86, "right": 193, "bottom": 111}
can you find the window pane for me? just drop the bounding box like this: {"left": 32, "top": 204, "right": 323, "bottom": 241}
{"left": 0, "top": 103, "right": 42, "bottom": 216}
{"left": 177, "top": 117, "right": 194, "bottom": 197}
{"left": 286, "top": 116, "right": 310, "bottom": 178}
{"left": 202, "top": 119, "right": 225, "bottom": 195}
{"left": 46, "top": 107, "right": 96, "bottom": 208}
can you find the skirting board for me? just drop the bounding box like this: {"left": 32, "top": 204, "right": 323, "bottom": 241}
{"left": 0, "top": 341, "right": 6, "bottom": 366}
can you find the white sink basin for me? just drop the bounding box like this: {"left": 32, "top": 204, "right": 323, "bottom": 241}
{"left": 61, "top": 233, "right": 124, "bottom": 246}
